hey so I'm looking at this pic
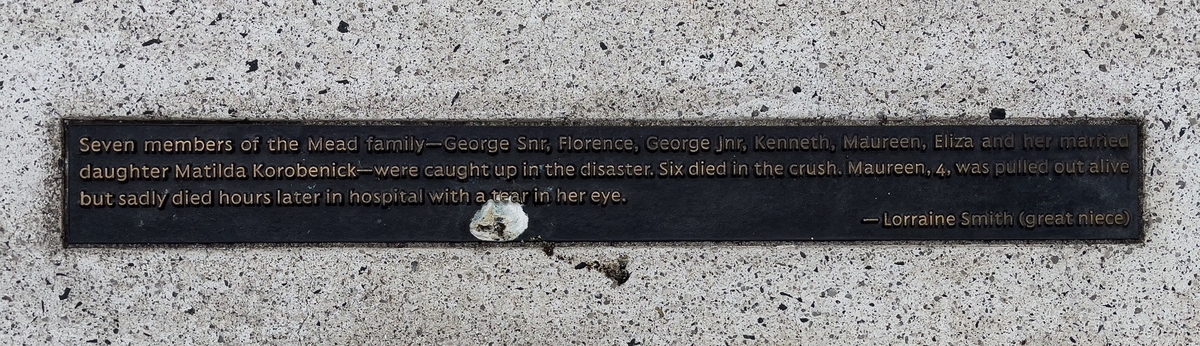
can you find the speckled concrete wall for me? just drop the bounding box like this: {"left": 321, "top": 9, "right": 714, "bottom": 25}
{"left": 2, "top": 0, "right": 1198, "bottom": 344}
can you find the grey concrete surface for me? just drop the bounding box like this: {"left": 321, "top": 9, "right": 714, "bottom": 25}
{"left": 2, "top": 0, "right": 1199, "bottom": 344}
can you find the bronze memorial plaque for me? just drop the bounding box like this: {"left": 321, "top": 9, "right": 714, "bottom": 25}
{"left": 62, "top": 120, "right": 1142, "bottom": 244}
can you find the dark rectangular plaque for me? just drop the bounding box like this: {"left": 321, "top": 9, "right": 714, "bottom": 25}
{"left": 63, "top": 120, "right": 1142, "bottom": 244}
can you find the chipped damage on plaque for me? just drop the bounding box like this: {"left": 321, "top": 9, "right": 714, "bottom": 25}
{"left": 469, "top": 198, "right": 529, "bottom": 242}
